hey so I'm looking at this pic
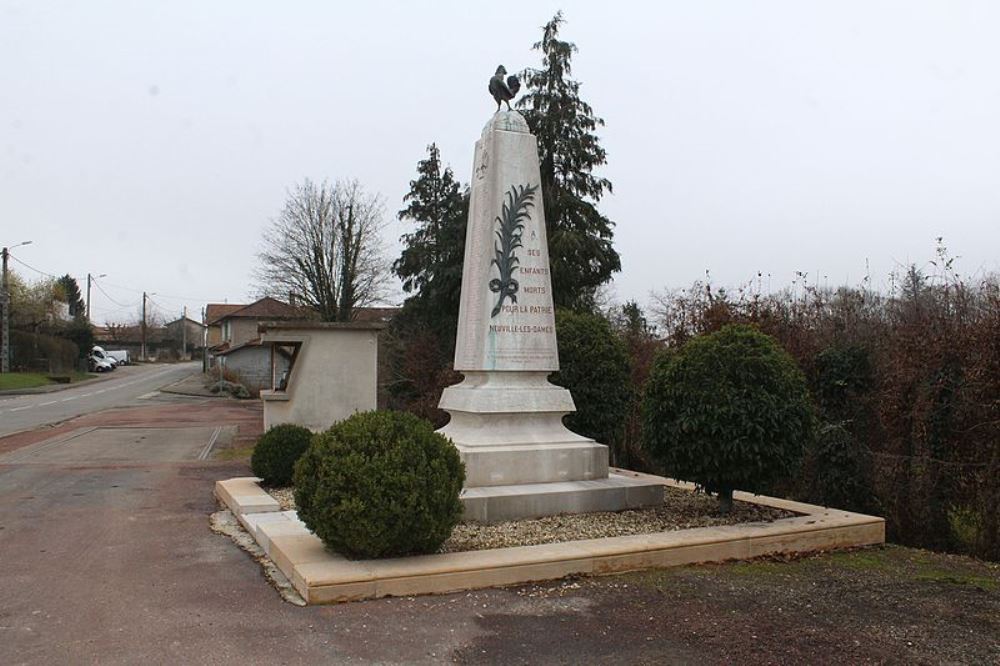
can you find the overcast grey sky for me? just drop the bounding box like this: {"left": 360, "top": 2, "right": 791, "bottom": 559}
{"left": 3, "top": 1, "right": 998, "bottom": 324}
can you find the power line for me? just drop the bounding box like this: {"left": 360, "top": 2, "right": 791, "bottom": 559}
{"left": 89, "top": 304, "right": 135, "bottom": 317}
{"left": 98, "top": 279, "right": 213, "bottom": 304}
{"left": 9, "top": 255, "right": 57, "bottom": 279}
{"left": 96, "top": 279, "right": 144, "bottom": 294}
{"left": 92, "top": 279, "right": 132, "bottom": 308}
{"left": 7, "top": 260, "right": 214, "bottom": 308}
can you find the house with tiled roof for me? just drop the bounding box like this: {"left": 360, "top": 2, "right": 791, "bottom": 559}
{"left": 205, "top": 297, "right": 309, "bottom": 350}
{"left": 206, "top": 297, "right": 313, "bottom": 393}
{"left": 204, "top": 303, "right": 243, "bottom": 348}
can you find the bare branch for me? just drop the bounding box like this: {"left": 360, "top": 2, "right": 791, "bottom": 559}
{"left": 254, "top": 178, "right": 391, "bottom": 321}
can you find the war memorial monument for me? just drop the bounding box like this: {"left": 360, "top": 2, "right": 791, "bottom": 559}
{"left": 438, "top": 68, "right": 664, "bottom": 522}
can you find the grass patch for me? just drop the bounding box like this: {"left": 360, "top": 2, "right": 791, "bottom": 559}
{"left": 0, "top": 371, "right": 96, "bottom": 391}
{"left": 825, "top": 547, "right": 895, "bottom": 572}
{"left": 213, "top": 444, "right": 254, "bottom": 461}
{"left": 0, "top": 372, "right": 54, "bottom": 390}
{"left": 65, "top": 372, "right": 93, "bottom": 383}
{"left": 912, "top": 570, "right": 997, "bottom": 591}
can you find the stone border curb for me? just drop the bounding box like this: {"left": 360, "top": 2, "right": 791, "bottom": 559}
{"left": 215, "top": 477, "right": 281, "bottom": 520}
{"left": 214, "top": 476, "right": 885, "bottom": 605}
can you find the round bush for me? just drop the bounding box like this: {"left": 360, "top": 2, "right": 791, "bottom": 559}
{"left": 808, "top": 422, "right": 874, "bottom": 513}
{"left": 250, "top": 423, "right": 314, "bottom": 486}
{"left": 293, "top": 411, "right": 465, "bottom": 559}
{"left": 551, "top": 309, "right": 632, "bottom": 459}
{"left": 643, "top": 324, "right": 814, "bottom": 511}
{"left": 812, "top": 343, "right": 874, "bottom": 413}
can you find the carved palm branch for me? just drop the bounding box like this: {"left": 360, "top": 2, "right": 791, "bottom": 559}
{"left": 489, "top": 183, "right": 537, "bottom": 317}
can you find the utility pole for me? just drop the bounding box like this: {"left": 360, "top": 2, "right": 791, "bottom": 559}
{"left": 182, "top": 305, "right": 188, "bottom": 359}
{"left": 85, "top": 272, "right": 106, "bottom": 323}
{"left": 1, "top": 247, "right": 10, "bottom": 373}
{"left": 1, "top": 241, "right": 33, "bottom": 373}
{"left": 201, "top": 306, "right": 207, "bottom": 372}
{"left": 141, "top": 291, "right": 147, "bottom": 362}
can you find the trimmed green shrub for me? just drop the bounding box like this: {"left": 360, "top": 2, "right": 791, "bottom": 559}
{"left": 552, "top": 309, "right": 632, "bottom": 462}
{"left": 251, "top": 423, "right": 313, "bottom": 486}
{"left": 643, "top": 324, "right": 814, "bottom": 512}
{"left": 807, "top": 422, "right": 874, "bottom": 513}
{"left": 812, "top": 343, "right": 874, "bottom": 413}
{"left": 293, "top": 411, "right": 465, "bottom": 559}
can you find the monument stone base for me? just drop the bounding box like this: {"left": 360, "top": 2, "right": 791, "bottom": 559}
{"left": 460, "top": 472, "right": 666, "bottom": 523}
{"left": 439, "top": 372, "right": 665, "bottom": 523}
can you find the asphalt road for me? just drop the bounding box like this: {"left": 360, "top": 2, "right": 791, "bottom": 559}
{"left": 0, "top": 362, "right": 200, "bottom": 437}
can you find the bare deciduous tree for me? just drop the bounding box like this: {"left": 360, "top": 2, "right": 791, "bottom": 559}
{"left": 255, "top": 179, "right": 390, "bottom": 322}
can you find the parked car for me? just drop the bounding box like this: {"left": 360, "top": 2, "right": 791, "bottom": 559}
{"left": 88, "top": 354, "right": 114, "bottom": 373}
{"left": 91, "top": 346, "right": 118, "bottom": 369}
{"left": 105, "top": 349, "right": 130, "bottom": 365}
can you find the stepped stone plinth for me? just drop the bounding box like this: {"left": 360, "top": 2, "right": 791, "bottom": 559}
{"left": 438, "top": 111, "right": 663, "bottom": 522}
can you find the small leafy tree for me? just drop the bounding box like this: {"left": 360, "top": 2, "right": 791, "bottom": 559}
{"left": 60, "top": 318, "right": 94, "bottom": 361}
{"left": 611, "top": 300, "right": 663, "bottom": 470}
{"left": 518, "top": 12, "right": 620, "bottom": 312}
{"left": 7, "top": 273, "right": 58, "bottom": 329}
{"left": 551, "top": 309, "right": 631, "bottom": 464}
{"left": 643, "top": 324, "right": 814, "bottom": 512}
{"left": 804, "top": 343, "right": 877, "bottom": 512}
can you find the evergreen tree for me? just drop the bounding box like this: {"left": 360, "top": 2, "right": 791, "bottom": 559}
{"left": 518, "top": 11, "right": 621, "bottom": 312}
{"left": 56, "top": 274, "right": 85, "bottom": 318}
{"left": 394, "top": 143, "right": 469, "bottom": 341}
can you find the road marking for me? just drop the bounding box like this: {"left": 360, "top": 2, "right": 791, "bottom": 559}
{"left": 0, "top": 427, "right": 97, "bottom": 464}
{"left": 60, "top": 396, "right": 79, "bottom": 402}
{"left": 136, "top": 391, "right": 159, "bottom": 400}
{"left": 198, "top": 427, "right": 223, "bottom": 461}
{"left": 39, "top": 400, "right": 58, "bottom": 406}
{"left": 10, "top": 405, "right": 34, "bottom": 412}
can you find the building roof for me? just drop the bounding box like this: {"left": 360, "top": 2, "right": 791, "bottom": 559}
{"left": 213, "top": 338, "right": 264, "bottom": 356}
{"left": 207, "top": 297, "right": 308, "bottom": 324}
{"left": 165, "top": 316, "right": 207, "bottom": 329}
{"left": 206, "top": 300, "right": 397, "bottom": 326}
{"left": 352, "top": 307, "right": 399, "bottom": 323}
{"left": 205, "top": 303, "right": 244, "bottom": 325}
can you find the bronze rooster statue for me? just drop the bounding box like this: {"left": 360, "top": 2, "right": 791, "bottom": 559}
{"left": 488, "top": 65, "right": 521, "bottom": 112}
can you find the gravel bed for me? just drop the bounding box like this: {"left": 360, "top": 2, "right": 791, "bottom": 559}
{"left": 267, "top": 486, "right": 296, "bottom": 511}
{"left": 263, "top": 485, "right": 795, "bottom": 553}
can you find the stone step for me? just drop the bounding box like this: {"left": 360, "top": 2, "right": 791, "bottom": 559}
{"left": 460, "top": 471, "right": 666, "bottom": 523}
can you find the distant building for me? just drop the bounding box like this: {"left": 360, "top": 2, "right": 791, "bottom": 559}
{"left": 204, "top": 303, "right": 243, "bottom": 348}
{"left": 163, "top": 316, "right": 207, "bottom": 358}
{"left": 205, "top": 298, "right": 398, "bottom": 394}
{"left": 207, "top": 297, "right": 312, "bottom": 393}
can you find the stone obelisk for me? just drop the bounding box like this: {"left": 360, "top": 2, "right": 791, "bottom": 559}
{"left": 438, "top": 110, "right": 663, "bottom": 522}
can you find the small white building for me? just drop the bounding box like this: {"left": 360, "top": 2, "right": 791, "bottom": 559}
{"left": 259, "top": 321, "right": 386, "bottom": 432}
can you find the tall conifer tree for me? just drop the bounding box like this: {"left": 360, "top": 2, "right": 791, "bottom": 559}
{"left": 518, "top": 12, "right": 620, "bottom": 311}
{"left": 56, "top": 275, "right": 85, "bottom": 318}
{"left": 394, "top": 143, "right": 469, "bottom": 340}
